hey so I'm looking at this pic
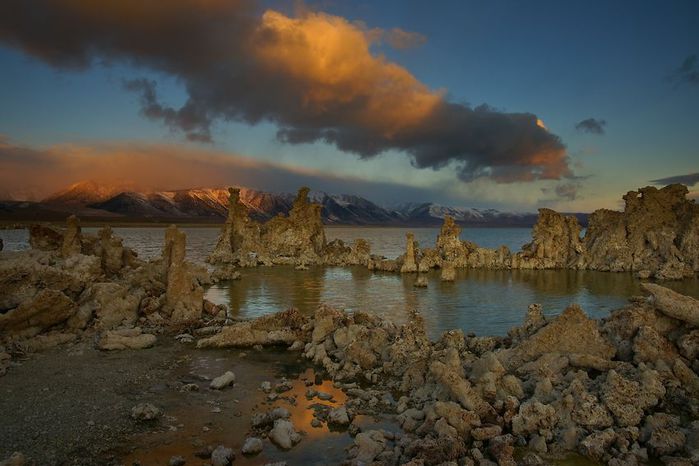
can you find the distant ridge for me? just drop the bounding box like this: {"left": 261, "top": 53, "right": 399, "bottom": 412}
{"left": 0, "top": 180, "right": 587, "bottom": 227}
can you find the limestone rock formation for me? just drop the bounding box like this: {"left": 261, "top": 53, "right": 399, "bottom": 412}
{"left": 162, "top": 225, "right": 204, "bottom": 325}
{"left": 514, "top": 208, "right": 585, "bottom": 269}
{"left": 407, "top": 184, "right": 698, "bottom": 279}
{"left": 400, "top": 233, "right": 418, "bottom": 273}
{"left": 584, "top": 184, "right": 699, "bottom": 279}
{"left": 209, "top": 187, "right": 328, "bottom": 267}
{"left": 61, "top": 215, "right": 82, "bottom": 257}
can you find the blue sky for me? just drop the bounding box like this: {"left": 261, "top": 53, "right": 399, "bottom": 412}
{"left": 0, "top": 0, "right": 697, "bottom": 211}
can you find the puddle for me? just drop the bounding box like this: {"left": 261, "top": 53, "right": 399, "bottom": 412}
{"left": 120, "top": 348, "right": 397, "bottom": 465}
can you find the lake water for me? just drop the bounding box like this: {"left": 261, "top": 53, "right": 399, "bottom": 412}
{"left": 3, "top": 226, "right": 698, "bottom": 338}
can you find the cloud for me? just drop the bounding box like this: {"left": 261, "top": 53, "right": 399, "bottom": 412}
{"left": 0, "top": 137, "right": 453, "bottom": 203}
{"left": 382, "top": 28, "right": 427, "bottom": 50}
{"left": 0, "top": 0, "right": 571, "bottom": 184}
{"left": 574, "top": 118, "right": 606, "bottom": 135}
{"left": 541, "top": 181, "right": 581, "bottom": 201}
{"left": 671, "top": 54, "right": 699, "bottom": 87}
{"left": 650, "top": 172, "right": 699, "bottom": 187}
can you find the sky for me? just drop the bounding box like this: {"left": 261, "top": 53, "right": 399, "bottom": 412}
{"left": 0, "top": 0, "right": 698, "bottom": 212}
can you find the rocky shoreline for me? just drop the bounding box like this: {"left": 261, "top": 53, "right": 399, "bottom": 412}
{"left": 1, "top": 184, "right": 699, "bottom": 465}
{"left": 207, "top": 184, "right": 698, "bottom": 281}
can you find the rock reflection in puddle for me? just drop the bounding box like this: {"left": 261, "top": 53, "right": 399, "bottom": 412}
{"left": 120, "top": 348, "right": 397, "bottom": 465}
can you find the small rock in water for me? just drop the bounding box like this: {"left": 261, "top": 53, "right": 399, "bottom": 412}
{"left": 260, "top": 381, "right": 272, "bottom": 392}
{"left": 241, "top": 437, "right": 263, "bottom": 455}
{"left": 311, "top": 418, "right": 322, "bottom": 428}
{"left": 210, "top": 371, "right": 236, "bottom": 390}
{"left": 168, "top": 456, "right": 186, "bottom": 466}
{"left": 317, "top": 391, "right": 333, "bottom": 401}
{"left": 269, "top": 419, "right": 302, "bottom": 449}
{"left": 327, "top": 406, "right": 350, "bottom": 426}
{"left": 210, "top": 445, "right": 234, "bottom": 466}
{"left": 288, "top": 340, "right": 305, "bottom": 351}
{"left": 130, "top": 403, "right": 162, "bottom": 421}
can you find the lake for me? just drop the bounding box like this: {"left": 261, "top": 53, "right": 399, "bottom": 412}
{"left": 3, "top": 225, "right": 698, "bottom": 338}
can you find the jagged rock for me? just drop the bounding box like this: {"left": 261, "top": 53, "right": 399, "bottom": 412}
{"left": 61, "top": 215, "right": 82, "bottom": 257}
{"left": 162, "top": 225, "right": 203, "bottom": 325}
{"left": 500, "top": 304, "right": 615, "bottom": 369}
{"left": 29, "top": 224, "right": 63, "bottom": 251}
{"left": 351, "top": 430, "right": 386, "bottom": 464}
{"left": 601, "top": 369, "right": 665, "bottom": 427}
{"left": 98, "top": 328, "right": 156, "bottom": 350}
{"left": 209, "top": 187, "right": 328, "bottom": 267}
{"left": 515, "top": 208, "right": 585, "bottom": 269}
{"left": 641, "top": 283, "right": 699, "bottom": 326}
{"left": 197, "top": 308, "right": 308, "bottom": 348}
{"left": 85, "top": 282, "right": 142, "bottom": 330}
{"left": 585, "top": 185, "right": 698, "bottom": 278}
{"left": 400, "top": 233, "right": 418, "bottom": 273}
{"left": 0, "top": 289, "right": 75, "bottom": 332}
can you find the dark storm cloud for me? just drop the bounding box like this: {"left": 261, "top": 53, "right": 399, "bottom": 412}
{"left": 575, "top": 118, "right": 607, "bottom": 135}
{"left": 650, "top": 173, "right": 699, "bottom": 187}
{"left": 671, "top": 54, "right": 699, "bottom": 87}
{"left": 0, "top": 0, "right": 571, "bottom": 184}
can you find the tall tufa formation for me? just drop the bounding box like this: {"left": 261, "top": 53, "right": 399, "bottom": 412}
{"left": 163, "top": 225, "right": 204, "bottom": 324}
{"left": 400, "top": 233, "right": 418, "bottom": 273}
{"left": 209, "top": 186, "right": 328, "bottom": 267}
{"left": 513, "top": 208, "right": 585, "bottom": 269}
{"left": 583, "top": 184, "right": 699, "bottom": 279}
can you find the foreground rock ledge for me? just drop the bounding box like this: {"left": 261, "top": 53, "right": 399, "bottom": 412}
{"left": 193, "top": 287, "right": 699, "bottom": 465}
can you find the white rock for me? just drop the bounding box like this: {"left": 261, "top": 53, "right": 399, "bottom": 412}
{"left": 210, "top": 371, "right": 236, "bottom": 390}
{"left": 269, "top": 419, "right": 301, "bottom": 449}
{"left": 241, "top": 437, "right": 263, "bottom": 455}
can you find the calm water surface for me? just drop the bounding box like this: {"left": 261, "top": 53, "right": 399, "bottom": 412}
{"left": 3, "top": 226, "right": 698, "bottom": 338}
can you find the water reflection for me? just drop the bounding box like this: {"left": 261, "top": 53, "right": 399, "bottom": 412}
{"left": 206, "top": 266, "right": 699, "bottom": 338}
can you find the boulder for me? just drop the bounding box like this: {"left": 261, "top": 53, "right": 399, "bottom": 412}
{"left": 269, "top": 419, "right": 301, "bottom": 449}
{"left": 641, "top": 283, "right": 699, "bottom": 326}
{"left": 0, "top": 289, "right": 75, "bottom": 332}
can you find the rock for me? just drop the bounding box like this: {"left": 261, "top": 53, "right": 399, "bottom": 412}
{"left": 352, "top": 430, "right": 386, "bottom": 464}
{"left": 197, "top": 308, "right": 308, "bottom": 348}
{"left": 501, "top": 304, "right": 615, "bottom": 369}
{"left": 131, "top": 403, "right": 161, "bottom": 421}
{"left": 440, "top": 263, "right": 456, "bottom": 281}
{"left": 29, "top": 224, "right": 63, "bottom": 251}
{"left": 98, "top": 328, "right": 156, "bottom": 350}
{"left": 210, "top": 445, "right": 234, "bottom": 466}
{"left": 87, "top": 282, "right": 142, "bottom": 330}
{"left": 471, "top": 425, "right": 502, "bottom": 441}
{"left": 209, "top": 187, "right": 327, "bottom": 267}
{"left": 269, "top": 419, "right": 302, "bottom": 449}
{"left": 601, "top": 370, "right": 664, "bottom": 427}
{"left": 641, "top": 283, "right": 699, "bottom": 326}
{"left": 61, "top": 215, "right": 82, "bottom": 257}
{"left": 210, "top": 371, "right": 236, "bottom": 389}
{"left": 0, "top": 289, "right": 76, "bottom": 332}
{"left": 516, "top": 208, "right": 585, "bottom": 269}
{"left": 511, "top": 401, "right": 556, "bottom": 436}
{"left": 241, "top": 437, "right": 263, "bottom": 455}
{"left": 168, "top": 456, "right": 186, "bottom": 466}
{"left": 579, "top": 428, "right": 617, "bottom": 461}
{"left": 328, "top": 406, "right": 351, "bottom": 426}
{"left": 162, "top": 226, "right": 204, "bottom": 325}
{"left": 400, "top": 233, "right": 418, "bottom": 273}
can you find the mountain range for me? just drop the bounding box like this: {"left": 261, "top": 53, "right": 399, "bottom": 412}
{"left": 0, "top": 180, "right": 584, "bottom": 226}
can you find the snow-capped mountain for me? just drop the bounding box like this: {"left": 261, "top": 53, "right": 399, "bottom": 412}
{"left": 0, "top": 180, "right": 569, "bottom": 226}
